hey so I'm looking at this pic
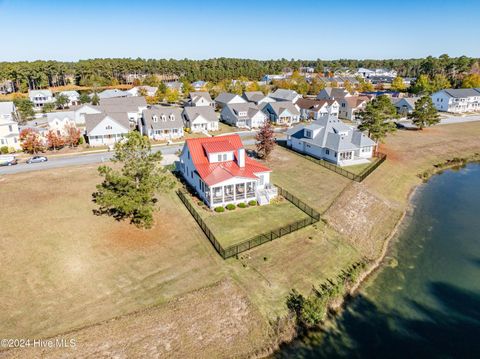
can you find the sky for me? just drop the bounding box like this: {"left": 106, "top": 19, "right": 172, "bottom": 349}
{"left": 0, "top": 0, "right": 479, "bottom": 61}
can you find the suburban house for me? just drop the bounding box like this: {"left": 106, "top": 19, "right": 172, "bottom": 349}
{"left": 262, "top": 101, "right": 300, "bottom": 125}
{"left": 58, "top": 90, "right": 80, "bottom": 107}
{"left": 96, "top": 89, "right": 131, "bottom": 99}
{"left": 29, "top": 90, "right": 54, "bottom": 108}
{"left": 182, "top": 106, "right": 219, "bottom": 133}
{"left": 356, "top": 68, "right": 398, "bottom": 79}
{"left": 141, "top": 106, "right": 184, "bottom": 140}
{"left": 187, "top": 92, "right": 215, "bottom": 107}
{"left": 214, "top": 92, "right": 247, "bottom": 109}
{"left": 269, "top": 89, "right": 301, "bottom": 103}
{"left": 242, "top": 91, "right": 275, "bottom": 105}
{"left": 261, "top": 74, "right": 288, "bottom": 83}
{"left": 165, "top": 81, "right": 183, "bottom": 93}
{"left": 338, "top": 96, "right": 369, "bottom": 122}
{"left": 191, "top": 81, "right": 207, "bottom": 91}
{"left": 98, "top": 96, "right": 148, "bottom": 129}
{"left": 127, "top": 86, "right": 158, "bottom": 97}
{"left": 296, "top": 98, "right": 340, "bottom": 120}
{"left": 316, "top": 87, "right": 353, "bottom": 100}
{"left": 220, "top": 103, "right": 267, "bottom": 129}
{"left": 285, "top": 116, "right": 376, "bottom": 166}
{"left": 0, "top": 102, "right": 20, "bottom": 150}
{"left": 393, "top": 97, "right": 420, "bottom": 116}
{"left": 177, "top": 134, "right": 277, "bottom": 208}
{"left": 431, "top": 88, "right": 480, "bottom": 113}
{"left": 46, "top": 111, "right": 76, "bottom": 136}
{"left": 71, "top": 104, "right": 103, "bottom": 125}
{"left": 84, "top": 112, "right": 131, "bottom": 147}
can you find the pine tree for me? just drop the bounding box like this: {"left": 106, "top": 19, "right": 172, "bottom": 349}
{"left": 358, "top": 95, "right": 398, "bottom": 142}
{"left": 256, "top": 121, "right": 275, "bottom": 160}
{"left": 408, "top": 96, "right": 440, "bottom": 129}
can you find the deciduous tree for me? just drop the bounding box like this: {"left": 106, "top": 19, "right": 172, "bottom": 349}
{"left": 92, "top": 132, "right": 173, "bottom": 228}
{"left": 64, "top": 124, "right": 82, "bottom": 147}
{"left": 79, "top": 92, "right": 91, "bottom": 104}
{"left": 13, "top": 97, "right": 35, "bottom": 123}
{"left": 391, "top": 76, "right": 407, "bottom": 91}
{"left": 462, "top": 73, "right": 480, "bottom": 88}
{"left": 19, "top": 128, "right": 44, "bottom": 154}
{"left": 46, "top": 130, "right": 65, "bottom": 150}
{"left": 256, "top": 120, "right": 275, "bottom": 160}
{"left": 408, "top": 96, "right": 440, "bottom": 129}
{"left": 55, "top": 94, "right": 69, "bottom": 109}
{"left": 42, "top": 102, "right": 56, "bottom": 113}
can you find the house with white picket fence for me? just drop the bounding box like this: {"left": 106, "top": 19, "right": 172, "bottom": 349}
{"left": 178, "top": 134, "right": 277, "bottom": 208}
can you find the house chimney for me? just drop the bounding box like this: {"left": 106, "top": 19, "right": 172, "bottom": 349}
{"left": 238, "top": 148, "right": 245, "bottom": 168}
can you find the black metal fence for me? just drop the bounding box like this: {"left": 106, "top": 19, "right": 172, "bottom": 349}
{"left": 276, "top": 140, "right": 386, "bottom": 182}
{"left": 176, "top": 185, "right": 320, "bottom": 259}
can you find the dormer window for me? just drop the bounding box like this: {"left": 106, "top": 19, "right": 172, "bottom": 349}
{"left": 169, "top": 114, "right": 175, "bottom": 121}
{"left": 161, "top": 115, "right": 166, "bottom": 122}
{"left": 106, "top": 125, "right": 112, "bottom": 130}
{"left": 305, "top": 129, "right": 312, "bottom": 138}
{"left": 152, "top": 115, "right": 158, "bottom": 123}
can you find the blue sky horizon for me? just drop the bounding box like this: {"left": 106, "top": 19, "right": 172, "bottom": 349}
{"left": 1, "top": 0, "right": 479, "bottom": 62}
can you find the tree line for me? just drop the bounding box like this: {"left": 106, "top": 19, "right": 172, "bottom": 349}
{"left": 1, "top": 55, "right": 478, "bottom": 92}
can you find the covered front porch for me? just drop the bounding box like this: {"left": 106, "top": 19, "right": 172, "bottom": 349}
{"left": 206, "top": 181, "right": 258, "bottom": 207}
{"left": 337, "top": 150, "right": 371, "bottom": 167}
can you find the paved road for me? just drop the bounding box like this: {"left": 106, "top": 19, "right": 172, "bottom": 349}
{"left": 0, "top": 139, "right": 258, "bottom": 175}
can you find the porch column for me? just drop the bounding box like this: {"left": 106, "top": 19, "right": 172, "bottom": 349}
{"left": 222, "top": 186, "right": 225, "bottom": 203}
{"left": 244, "top": 181, "right": 247, "bottom": 200}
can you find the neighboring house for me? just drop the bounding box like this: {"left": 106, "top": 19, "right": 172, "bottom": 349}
{"left": 262, "top": 101, "right": 300, "bottom": 125}
{"left": 84, "top": 112, "right": 131, "bottom": 147}
{"left": 98, "top": 96, "right": 148, "bottom": 129}
{"left": 296, "top": 98, "right": 339, "bottom": 120}
{"left": 182, "top": 106, "right": 219, "bottom": 133}
{"left": 127, "top": 86, "right": 158, "bottom": 97}
{"left": 286, "top": 116, "right": 376, "bottom": 167}
{"left": 191, "top": 81, "right": 207, "bottom": 91}
{"left": 141, "top": 106, "right": 184, "bottom": 140}
{"left": 269, "top": 89, "right": 301, "bottom": 103}
{"left": 356, "top": 68, "right": 398, "bottom": 78}
{"left": 177, "top": 134, "right": 277, "bottom": 208}
{"left": 214, "top": 92, "right": 247, "bottom": 109}
{"left": 220, "top": 103, "right": 268, "bottom": 129}
{"left": 165, "top": 81, "right": 183, "bottom": 93}
{"left": 338, "top": 96, "right": 369, "bottom": 122}
{"left": 58, "top": 91, "right": 80, "bottom": 107}
{"left": 71, "top": 104, "right": 103, "bottom": 125}
{"left": 187, "top": 92, "right": 215, "bottom": 107}
{"left": 261, "top": 74, "right": 288, "bottom": 83}
{"left": 0, "top": 103, "right": 20, "bottom": 150}
{"left": 242, "top": 91, "right": 275, "bottom": 105}
{"left": 96, "top": 89, "right": 131, "bottom": 99}
{"left": 316, "top": 87, "right": 353, "bottom": 100}
{"left": 393, "top": 97, "right": 420, "bottom": 116}
{"left": 431, "top": 88, "right": 480, "bottom": 113}
{"left": 29, "top": 90, "right": 54, "bottom": 108}
{"left": 46, "top": 111, "right": 76, "bottom": 136}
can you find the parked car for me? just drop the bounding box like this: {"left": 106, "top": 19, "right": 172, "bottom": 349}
{"left": 26, "top": 156, "right": 48, "bottom": 164}
{"left": 0, "top": 155, "right": 18, "bottom": 166}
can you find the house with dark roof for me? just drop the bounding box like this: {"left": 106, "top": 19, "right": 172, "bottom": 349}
{"left": 316, "top": 87, "right": 353, "bottom": 100}
{"left": 296, "top": 98, "right": 339, "bottom": 120}
{"left": 269, "top": 89, "right": 301, "bottom": 103}
{"left": 98, "top": 96, "right": 148, "bottom": 129}
{"left": 182, "top": 106, "right": 219, "bottom": 133}
{"left": 393, "top": 97, "right": 420, "bottom": 116}
{"left": 214, "top": 92, "right": 246, "bottom": 109}
{"left": 141, "top": 106, "right": 184, "bottom": 140}
{"left": 178, "top": 134, "right": 277, "bottom": 208}
{"left": 431, "top": 88, "right": 480, "bottom": 113}
{"left": 220, "top": 103, "right": 267, "bottom": 129}
{"left": 187, "top": 92, "right": 215, "bottom": 107}
{"left": 262, "top": 101, "right": 300, "bottom": 125}
{"left": 286, "top": 117, "right": 376, "bottom": 166}
{"left": 242, "top": 91, "right": 275, "bottom": 105}
{"left": 84, "top": 112, "right": 131, "bottom": 147}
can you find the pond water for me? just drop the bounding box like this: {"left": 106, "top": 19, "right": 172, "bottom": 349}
{"left": 275, "top": 164, "right": 480, "bottom": 358}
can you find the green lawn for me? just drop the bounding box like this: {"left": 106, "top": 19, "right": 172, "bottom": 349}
{"left": 202, "top": 200, "right": 310, "bottom": 248}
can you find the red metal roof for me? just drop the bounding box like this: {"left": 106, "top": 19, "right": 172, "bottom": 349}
{"left": 185, "top": 134, "right": 272, "bottom": 186}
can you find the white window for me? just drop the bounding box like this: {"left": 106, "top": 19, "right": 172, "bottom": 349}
{"left": 153, "top": 115, "right": 158, "bottom": 122}
{"left": 169, "top": 114, "right": 175, "bottom": 121}
{"left": 161, "top": 115, "right": 166, "bottom": 122}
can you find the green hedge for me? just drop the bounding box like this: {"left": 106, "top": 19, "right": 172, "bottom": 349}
{"left": 214, "top": 206, "right": 225, "bottom": 213}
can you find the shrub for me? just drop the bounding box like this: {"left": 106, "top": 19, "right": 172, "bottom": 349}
{"left": 248, "top": 200, "right": 257, "bottom": 206}
{"left": 226, "top": 204, "right": 236, "bottom": 210}
{"left": 0, "top": 146, "right": 8, "bottom": 154}
{"left": 237, "top": 202, "right": 247, "bottom": 208}
{"left": 214, "top": 206, "right": 225, "bottom": 213}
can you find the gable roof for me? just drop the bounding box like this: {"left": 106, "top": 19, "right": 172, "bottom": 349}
{"left": 214, "top": 92, "right": 246, "bottom": 104}
{"left": 225, "top": 103, "right": 265, "bottom": 120}
{"left": 189, "top": 91, "right": 213, "bottom": 103}
{"left": 46, "top": 111, "right": 75, "bottom": 122}
{"left": 440, "top": 88, "right": 480, "bottom": 98}
{"left": 58, "top": 90, "right": 80, "bottom": 97}
{"left": 270, "top": 89, "right": 300, "bottom": 102}
{"left": 185, "top": 134, "right": 271, "bottom": 186}
{"left": 296, "top": 98, "right": 337, "bottom": 111}
{"left": 317, "top": 87, "right": 351, "bottom": 100}
{"left": 183, "top": 106, "right": 218, "bottom": 122}
{"left": 85, "top": 112, "right": 130, "bottom": 134}
{"left": 142, "top": 106, "right": 183, "bottom": 130}
{"left": 265, "top": 101, "right": 300, "bottom": 116}
{"left": 29, "top": 89, "right": 53, "bottom": 98}
{"left": 97, "top": 89, "right": 131, "bottom": 99}
{"left": 98, "top": 96, "right": 147, "bottom": 113}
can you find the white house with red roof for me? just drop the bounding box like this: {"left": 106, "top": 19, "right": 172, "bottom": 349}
{"left": 178, "top": 134, "right": 277, "bottom": 208}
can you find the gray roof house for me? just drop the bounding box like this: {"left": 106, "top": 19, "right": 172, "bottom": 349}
{"left": 84, "top": 112, "right": 131, "bottom": 147}
{"left": 188, "top": 92, "right": 215, "bottom": 107}
{"left": 96, "top": 89, "right": 131, "bottom": 99}
{"left": 242, "top": 91, "right": 276, "bottom": 105}
{"left": 286, "top": 116, "right": 376, "bottom": 166}
{"left": 393, "top": 97, "right": 420, "bottom": 116}
{"left": 262, "top": 101, "right": 300, "bottom": 125}
{"left": 269, "top": 89, "right": 301, "bottom": 103}
{"left": 220, "top": 103, "right": 267, "bottom": 129}
{"left": 142, "top": 106, "right": 184, "bottom": 140}
{"left": 316, "top": 87, "right": 353, "bottom": 100}
{"left": 182, "top": 106, "right": 219, "bottom": 133}
{"left": 214, "top": 92, "right": 246, "bottom": 108}
{"left": 431, "top": 88, "right": 480, "bottom": 113}
{"left": 98, "top": 96, "right": 148, "bottom": 128}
